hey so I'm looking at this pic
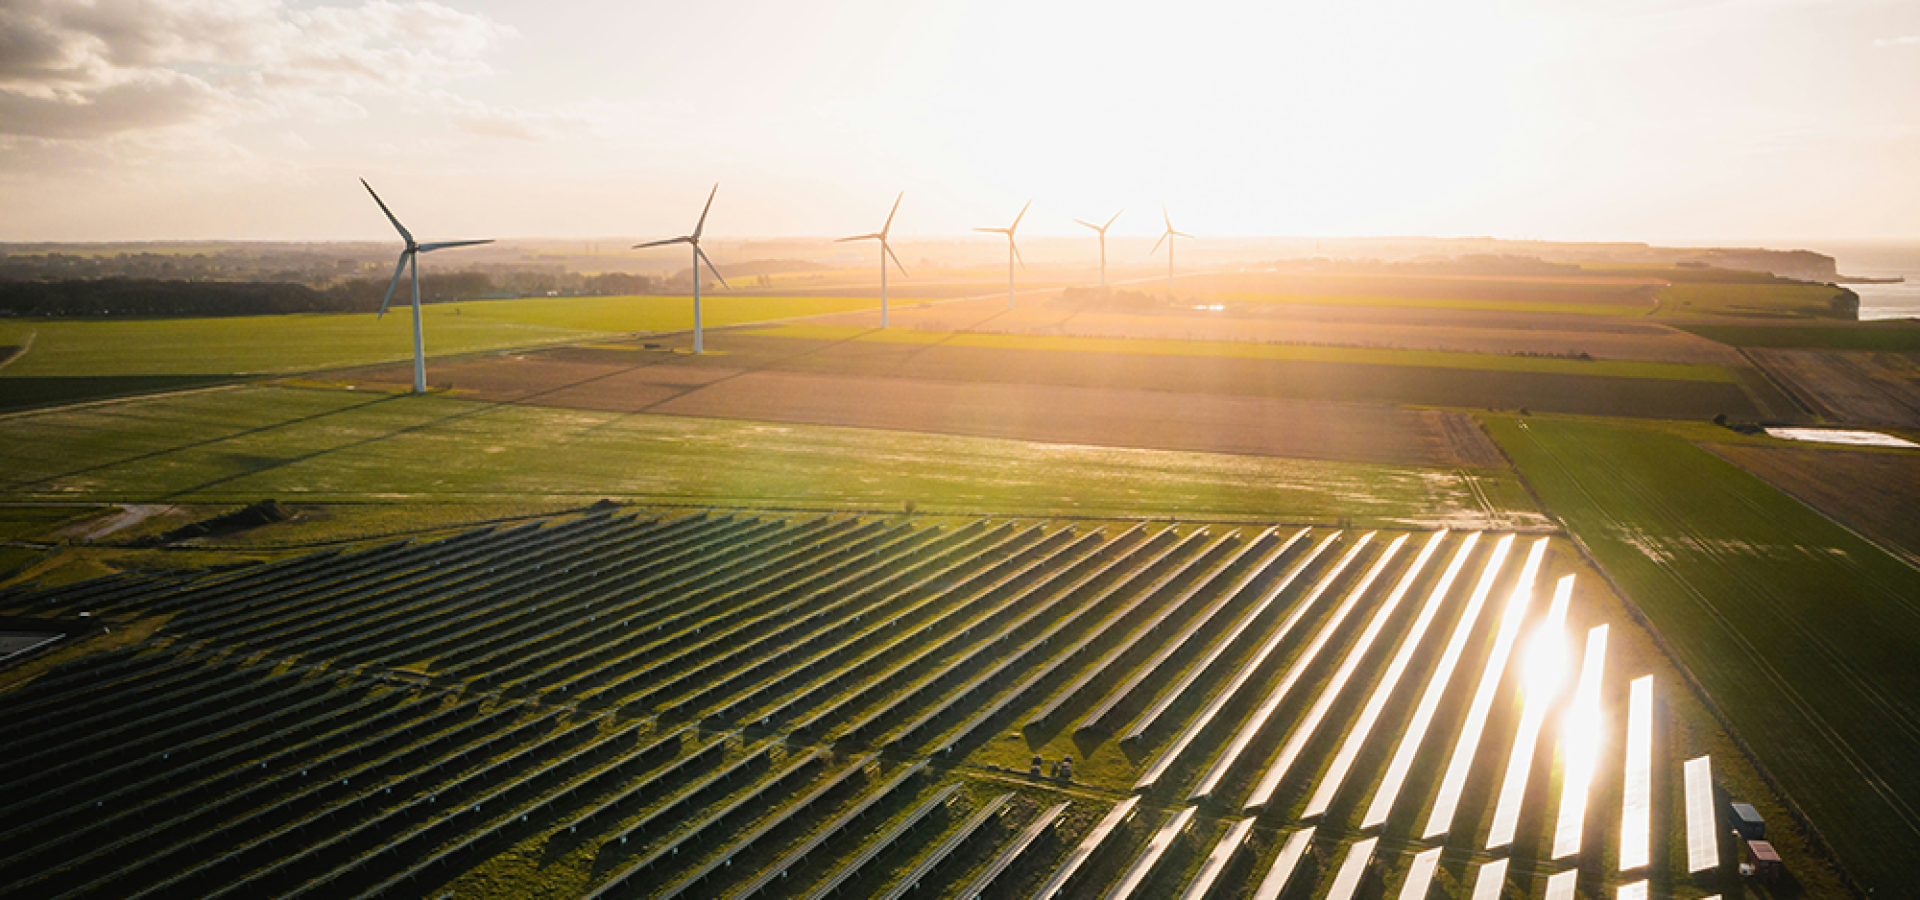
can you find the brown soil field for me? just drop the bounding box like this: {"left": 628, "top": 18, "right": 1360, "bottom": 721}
{"left": 1748, "top": 349, "right": 1920, "bottom": 427}
{"left": 332, "top": 349, "right": 1506, "bottom": 469}
{"left": 1707, "top": 442, "right": 1920, "bottom": 567}
{"left": 806, "top": 299, "right": 1743, "bottom": 366}
{"left": 1174, "top": 271, "right": 1664, "bottom": 305}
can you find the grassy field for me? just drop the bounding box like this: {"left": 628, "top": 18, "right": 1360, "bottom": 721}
{"left": 1654, "top": 283, "right": 1857, "bottom": 320}
{"left": 0, "top": 384, "right": 1543, "bottom": 527}
{"left": 1678, "top": 322, "right": 1920, "bottom": 351}
{"left": 1487, "top": 414, "right": 1920, "bottom": 895}
{"left": 1204, "top": 291, "right": 1651, "bottom": 317}
{"left": 744, "top": 324, "right": 1739, "bottom": 383}
{"left": 0, "top": 295, "right": 879, "bottom": 380}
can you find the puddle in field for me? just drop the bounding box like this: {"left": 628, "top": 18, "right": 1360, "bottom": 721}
{"left": 1763, "top": 427, "right": 1919, "bottom": 449}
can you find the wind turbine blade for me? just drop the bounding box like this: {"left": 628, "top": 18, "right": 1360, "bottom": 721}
{"left": 1010, "top": 198, "right": 1032, "bottom": 233}
{"left": 696, "top": 245, "right": 730, "bottom": 289}
{"left": 361, "top": 178, "right": 413, "bottom": 246}
{"left": 417, "top": 239, "right": 494, "bottom": 253}
{"left": 377, "top": 250, "right": 410, "bottom": 318}
{"left": 1172, "top": 230, "right": 1195, "bottom": 239}
{"left": 882, "top": 191, "right": 903, "bottom": 238}
{"left": 692, "top": 183, "right": 718, "bottom": 240}
{"left": 1073, "top": 218, "right": 1100, "bottom": 231}
{"left": 1163, "top": 205, "right": 1173, "bottom": 232}
{"left": 974, "top": 227, "right": 1010, "bottom": 234}
{"left": 1150, "top": 232, "right": 1168, "bottom": 255}
{"left": 836, "top": 233, "right": 881, "bottom": 243}
{"left": 1105, "top": 209, "right": 1124, "bottom": 230}
{"left": 884, "top": 240, "right": 909, "bottom": 278}
{"left": 633, "top": 236, "right": 692, "bottom": 249}
{"left": 1010, "top": 238, "right": 1025, "bottom": 269}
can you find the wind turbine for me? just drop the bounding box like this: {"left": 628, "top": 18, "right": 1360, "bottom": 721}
{"left": 836, "top": 192, "right": 908, "bottom": 328}
{"left": 975, "top": 199, "right": 1031, "bottom": 311}
{"left": 361, "top": 178, "right": 493, "bottom": 394}
{"left": 1073, "top": 209, "right": 1123, "bottom": 288}
{"left": 634, "top": 184, "right": 729, "bottom": 353}
{"left": 1150, "top": 206, "right": 1193, "bottom": 297}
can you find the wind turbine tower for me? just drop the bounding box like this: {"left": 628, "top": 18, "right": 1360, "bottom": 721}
{"left": 1151, "top": 206, "right": 1193, "bottom": 297}
{"left": 975, "top": 199, "right": 1032, "bottom": 310}
{"left": 1074, "top": 209, "right": 1123, "bottom": 288}
{"left": 635, "top": 184, "right": 729, "bottom": 353}
{"left": 361, "top": 179, "right": 493, "bottom": 394}
{"left": 837, "top": 192, "right": 908, "bottom": 328}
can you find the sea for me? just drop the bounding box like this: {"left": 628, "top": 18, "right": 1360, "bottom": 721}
{"left": 1803, "top": 240, "right": 1920, "bottom": 321}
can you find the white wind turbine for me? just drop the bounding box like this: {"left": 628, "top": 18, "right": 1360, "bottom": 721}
{"left": 975, "top": 199, "right": 1032, "bottom": 311}
{"left": 836, "top": 192, "right": 908, "bottom": 328}
{"left": 361, "top": 179, "right": 493, "bottom": 394}
{"left": 1074, "top": 209, "right": 1123, "bottom": 288}
{"left": 634, "top": 184, "right": 729, "bottom": 353}
{"left": 1150, "top": 206, "right": 1193, "bottom": 297}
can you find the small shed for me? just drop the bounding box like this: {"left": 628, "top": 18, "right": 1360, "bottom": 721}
{"left": 1744, "top": 840, "right": 1783, "bottom": 881}
{"left": 1729, "top": 802, "right": 1765, "bottom": 840}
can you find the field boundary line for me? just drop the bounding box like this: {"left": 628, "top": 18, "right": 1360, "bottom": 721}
{"left": 0, "top": 328, "right": 34, "bottom": 372}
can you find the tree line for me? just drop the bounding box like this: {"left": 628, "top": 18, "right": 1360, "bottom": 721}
{"left": 0, "top": 271, "right": 654, "bottom": 318}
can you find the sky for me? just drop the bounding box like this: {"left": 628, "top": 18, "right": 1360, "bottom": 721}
{"left": 0, "top": 0, "right": 1916, "bottom": 244}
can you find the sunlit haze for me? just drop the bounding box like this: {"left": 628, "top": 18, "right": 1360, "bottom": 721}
{"left": 1, "top": 0, "right": 1916, "bottom": 242}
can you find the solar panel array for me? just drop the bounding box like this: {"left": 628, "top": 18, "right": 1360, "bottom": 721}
{"left": 0, "top": 507, "right": 1719, "bottom": 898}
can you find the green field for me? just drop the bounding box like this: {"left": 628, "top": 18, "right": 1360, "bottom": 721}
{"left": 1654, "top": 282, "right": 1857, "bottom": 320}
{"left": 0, "top": 384, "right": 1541, "bottom": 526}
{"left": 1678, "top": 321, "right": 1920, "bottom": 351}
{"left": 746, "top": 324, "right": 1739, "bottom": 383}
{"left": 1205, "top": 291, "right": 1651, "bottom": 317}
{"left": 0, "top": 295, "right": 879, "bottom": 380}
{"left": 1487, "top": 414, "right": 1920, "bottom": 895}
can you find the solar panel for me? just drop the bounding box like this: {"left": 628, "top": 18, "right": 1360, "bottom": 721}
{"left": 1685, "top": 755, "right": 1718, "bottom": 873}
{"left": 1620, "top": 675, "right": 1654, "bottom": 870}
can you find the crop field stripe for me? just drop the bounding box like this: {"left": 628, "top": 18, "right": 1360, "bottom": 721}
{"left": 583, "top": 746, "right": 828, "bottom": 899}
{"left": 876, "top": 791, "right": 1013, "bottom": 900}
{"left": 1133, "top": 531, "right": 1347, "bottom": 790}
{"left": 1544, "top": 869, "right": 1578, "bottom": 900}
{"left": 1188, "top": 532, "right": 1396, "bottom": 803}
{"left": 1020, "top": 527, "right": 1264, "bottom": 729}
{"left": 1683, "top": 755, "right": 1717, "bottom": 873}
{"left": 1122, "top": 530, "right": 1330, "bottom": 743}
{"left": 1323, "top": 836, "right": 1378, "bottom": 900}
{"left": 1619, "top": 674, "right": 1654, "bottom": 871}
{"left": 866, "top": 527, "right": 1224, "bottom": 750}
{"left": 1246, "top": 530, "right": 1448, "bottom": 811}
{"left": 762, "top": 526, "right": 1145, "bottom": 736}
{"left": 1469, "top": 857, "right": 1508, "bottom": 900}
{"left": 1360, "top": 533, "right": 1515, "bottom": 829}
{"left": 1421, "top": 536, "right": 1548, "bottom": 839}
{"left": 1177, "top": 816, "right": 1252, "bottom": 900}
{"left": 798, "top": 782, "right": 961, "bottom": 900}
{"left": 1304, "top": 532, "right": 1480, "bottom": 819}
{"left": 954, "top": 800, "right": 1069, "bottom": 900}
{"left": 1398, "top": 847, "right": 1442, "bottom": 900}
{"left": 1102, "top": 805, "right": 1196, "bottom": 900}
{"left": 725, "top": 760, "right": 929, "bottom": 900}
{"left": 1248, "top": 826, "right": 1314, "bottom": 900}
{"left": 1486, "top": 574, "right": 1575, "bottom": 849}
{"left": 1028, "top": 794, "right": 1139, "bottom": 900}
{"left": 1077, "top": 527, "right": 1305, "bottom": 733}
{"left": 1551, "top": 625, "right": 1610, "bottom": 860}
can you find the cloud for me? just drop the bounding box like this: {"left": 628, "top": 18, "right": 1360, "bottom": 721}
{"left": 1874, "top": 35, "right": 1920, "bottom": 48}
{"left": 0, "top": 0, "right": 516, "bottom": 139}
